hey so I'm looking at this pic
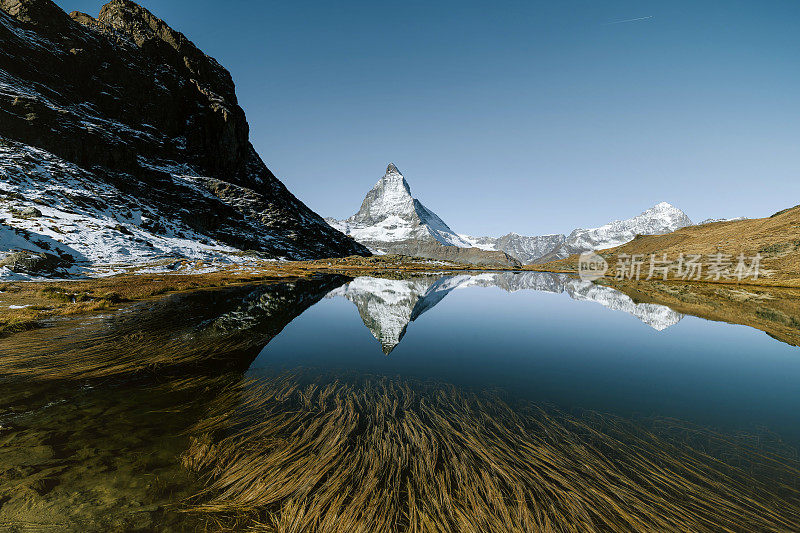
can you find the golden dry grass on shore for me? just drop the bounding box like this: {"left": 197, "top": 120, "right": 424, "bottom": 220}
{"left": 537, "top": 205, "right": 800, "bottom": 287}
{"left": 181, "top": 372, "right": 800, "bottom": 533}
{"left": 0, "top": 266, "right": 308, "bottom": 336}
{"left": 0, "top": 255, "right": 500, "bottom": 337}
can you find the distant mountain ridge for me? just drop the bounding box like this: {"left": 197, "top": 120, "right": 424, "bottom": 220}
{"left": 459, "top": 233, "right": 567, "bottom": 264}
{"left": 697, "top": 217, "right": 748, "bottom": 225}
{"left": 329, "top": 164, "right": 693, "bottom": 265}
{"left": 461, "top": 202, "right": 692, "bottom": 264}
{"left": 538, "top": 204, "right": 800, "bottom": 288}
{"left": 537, "top": 202, "right": 693, "bottom": 263}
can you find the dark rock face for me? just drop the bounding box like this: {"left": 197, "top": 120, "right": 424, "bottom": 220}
{"left": 0, "top": 0, "right": 369, "bottom": 259}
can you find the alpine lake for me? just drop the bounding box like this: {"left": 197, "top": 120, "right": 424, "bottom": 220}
{"left": 1, "top": 272, "right": 799, "bottom": 532}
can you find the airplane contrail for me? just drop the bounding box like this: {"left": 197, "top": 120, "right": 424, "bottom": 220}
{"left": 606, "top": 15, "right": 654, "bottom": 25}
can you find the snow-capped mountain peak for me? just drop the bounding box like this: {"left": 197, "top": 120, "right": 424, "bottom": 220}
{"left": 327, "top": 164, "right": 473, "bottom": 249}
{"left": 351, "top": 164, "right": 415, "bottom": 225}
{"left": 563, "top": 202, "right": 693, "bottom": 254}
{"left": 385, "top": 162, "right": 402, "bottom": 176}
{"left": 639, "top": 201, "right": 691, "bottom": 227}
{"left": 327, "top": 164, "right": 692, "bottom": 266}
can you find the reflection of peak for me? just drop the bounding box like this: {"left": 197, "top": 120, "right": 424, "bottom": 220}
{"left": 564, "top": 280, "right": 683, "bottom": 331}
{"left": 328, "top": 273, "right": 683, "bottom": 354}
{"left": 327, "top": 276, "right": 467, "bottom": 354}
{"left": 410, "top": 275, "right": 474, "bottom": 320}
{"left": 465, "top": 271, "right": 566, "bottom": 294}
{"left": 204, "top": 276, "right": 351, "bottom": 369}
{"left": 462, "top": 273, "right": 682, "bottom": 330}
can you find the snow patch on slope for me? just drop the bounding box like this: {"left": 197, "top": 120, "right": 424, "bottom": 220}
{"left": 0, "top": 141, "right": 249, "bottom": 278}
{"left": 697, "top": 217, "right": 748, "bottom": 225}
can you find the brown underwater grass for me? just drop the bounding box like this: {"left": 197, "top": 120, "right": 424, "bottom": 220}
{"left": 182, "top": 372, "right": 800, "bottom": 532}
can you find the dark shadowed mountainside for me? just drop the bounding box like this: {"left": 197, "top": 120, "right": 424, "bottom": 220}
{"left": 0, "top": 0, "right": 368, "bottom": 270}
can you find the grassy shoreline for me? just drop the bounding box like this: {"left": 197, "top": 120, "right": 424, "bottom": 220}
{"left": 3, "top": 251, "right": 799, "bottom": 338}
{"left": 0, "top": 255, "right": 522, "bottom": 337}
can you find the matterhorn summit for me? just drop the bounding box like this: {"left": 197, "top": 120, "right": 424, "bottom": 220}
{"left": 327, "top": 164, "right": 472, "bottom": 249}
{"left": 328, "top": 165, "right": 692, "bottom": 266}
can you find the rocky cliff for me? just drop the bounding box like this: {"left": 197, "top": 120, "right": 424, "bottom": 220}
{"left": 0, "top": 0, "right": 367, "bottom": 275}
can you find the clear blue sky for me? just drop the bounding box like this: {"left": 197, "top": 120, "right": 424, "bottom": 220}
{"left": 56, "top": 0, "right": 799, "bottom": 236}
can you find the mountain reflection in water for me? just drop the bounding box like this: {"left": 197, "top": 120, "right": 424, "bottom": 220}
{"left": 0, "top": 273, "right": 799, "bottom": 531}
{"left": 0, "top": 275, "right": 347, "bottom": 380}
{"left": 327, "top": 272, "right": 683, "bottom": 354}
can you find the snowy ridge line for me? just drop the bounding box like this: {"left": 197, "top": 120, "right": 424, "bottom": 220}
{"left": 328, "top": 163, "right": 693, "bottom": 265}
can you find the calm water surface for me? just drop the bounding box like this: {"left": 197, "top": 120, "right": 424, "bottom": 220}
{"left": 0, "top": 272, "right": 798, "bottom": 531}
{"left": 255, "top": 274, "right": 800, "bottom": 445}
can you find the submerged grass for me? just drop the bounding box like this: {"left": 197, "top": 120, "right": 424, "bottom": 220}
{"left": 0, "top": 310, "right": 40, "bottom": 336}
{"left": 182, "top": 372, "right": 800, "bottom": 532}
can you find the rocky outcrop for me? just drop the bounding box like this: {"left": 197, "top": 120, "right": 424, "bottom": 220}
{"left": 0, "top": 0, "right": 368, "bottom": 265}
{"left": 0, "top": 249, "right": 67, "bottom": 274}
{"left": 372, "top": 240, "right": 521, "bottom": 267}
